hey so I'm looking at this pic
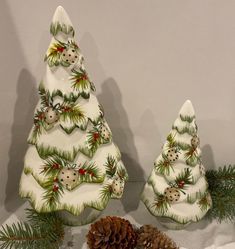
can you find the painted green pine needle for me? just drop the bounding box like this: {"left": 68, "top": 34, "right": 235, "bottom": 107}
{"left": 39, "top": 88, "right": 51, "bottom": 108}
{"left": 45, "top": 41, "right": 66, "bottom": 67}
{"left": 50, "top": 22, "right": 75, "bottom": 37}
{"left": 198, "top": 193, "right": 211, "bottom": 212}
{"left": 154, "top": 156, "right": 173, "bottom": 175}
{"left": 166, "top": 133, "right": 177, "bottom": 148}
{"left": 117, "top": 167, "right": 128, "bottom": 181}
{"left": 172, "top": 124, "right": 196, "bottom": 136}
{"left": 179, "top": 114, "right": 195, "bottom": 123}
{"left": 206, "top": 165, "right": 235, "bottom": 222}
{"left": 105, "top": 155, "right": 117, "bottom": 178}
{"left": 175, "top": 168, "right": 193, "bottom": 186}
{"left": 70, "top": 68, "right": 91, "bottom": 93}
{"left": 100, "top": 184, "right": 112, "bottom": 203}
{"left": 152, "top": 194, "right": 170, "bottom": 215}
{"left": 60, "top": 103, "right": 86, "bottom": 124}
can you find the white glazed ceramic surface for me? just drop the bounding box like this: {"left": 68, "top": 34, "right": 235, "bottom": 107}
{"left": 141, "top": 100, "right": 212, "bottom": 229}
{"left": 19, "top": 6, "right": 128, "bottom": 225}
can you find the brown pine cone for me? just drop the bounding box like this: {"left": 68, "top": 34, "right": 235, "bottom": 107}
{"left": 137, "top": 225, "right": 179, "bottom": 249}
{"left": 86, "top": 216, "right": 137, "bottom": 249}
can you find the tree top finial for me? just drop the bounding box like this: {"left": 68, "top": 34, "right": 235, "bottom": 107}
{"left": 178, "top": 100, "right": 195, "bottom": 117}
{"left": 50, "top": 6, "right": 75, "bottom": 37}
{"left": 52, "top": 6, "right": 73, "bottom": 27}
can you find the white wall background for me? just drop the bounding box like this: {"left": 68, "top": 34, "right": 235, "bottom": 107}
{"left": 1, "top": 0, "right": 235, "bottom": 219}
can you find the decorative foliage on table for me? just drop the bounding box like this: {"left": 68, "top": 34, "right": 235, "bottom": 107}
{"left": 86, "top": 216, "right": 137, "bottom": 249}
{"left": 0, "top": 209, "right": 64, "bottom": 249}
{"left": 206, "top": 165, "right": 235, "bottom": 222}
{"left": 136, "top": 225, "right": 179, "bottom": 249}
{"left": 142, "top": 100, "right": 212, "bottom": 228}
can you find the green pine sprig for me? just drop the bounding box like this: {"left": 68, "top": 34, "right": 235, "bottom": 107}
{"left": 99, "top": 184, "right": 113, "bottom": 203}
{"left": 77, "top": 162, "right": 103, "bottom": 183}
{"left": 198, "top": 193, "right": 212, "bottom": 212}
{"left": 43, "top": 177, "right": 64, "bottom": 209}
{"left": 151, "top": 194, "right": 170, "bottom": 215}
{"left": 174, "top": 168, "right": 193, "bottom": 189}
{"left": 29, "top": 109, "right": 51, "bottom": 144}
{"left": 45, "top": 41, "right": 67, "bottom": 67}
{"left": 0, "top": 209, "right": 64, "bottom": 249}
{"left": 60, "top": 102, "right": 86, "bottom": 125}
{"left": 117, "top": 167, "right": 128, "bottom": 181}
{"left": 166, "top": 133, "right": 189, "bottom": 152}
{"left": 70, "top": 68, "right": 95, "bottom": 98}
{"left": 86, "top": 128, "right": 102, "bottom": 154}
{"left": 40, "top": 156, "right": 64, "bottom": 176}
{"left": 206, "top": 165, "right": 235, "bottom": 222}
{"left": 105, "top": 155, "right": 117, "bottom": 178}
{"left": 38, "top": 86, "right": 51, "bottom": 109}
{"left": 184, "top": 146, "right": 200, "bottom": 167}
{"left": 154, "top": 153, "right": 174, "bottom": 175}
{"left": 166, "top": 133, "right": 178, "bottom": 149}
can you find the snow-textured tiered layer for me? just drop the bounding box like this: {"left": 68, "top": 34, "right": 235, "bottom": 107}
{"left": 19, "top": 6, "right": 128, "bottom": 221}
{"left": 142, "top": 100, "right": 212, "bottom": 227}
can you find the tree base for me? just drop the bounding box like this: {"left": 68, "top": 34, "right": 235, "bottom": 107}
{"left": 57, "top": 208, "right": 102, "bottom": 226}
{"left": 158, "top": 217, "right": 190, "bottom": 230}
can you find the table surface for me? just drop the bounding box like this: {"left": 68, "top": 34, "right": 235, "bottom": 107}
{"left": 1, "top": 182, "right": 235, "bottom": 249}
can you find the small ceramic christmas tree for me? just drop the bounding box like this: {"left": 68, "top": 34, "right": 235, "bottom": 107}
{"left": 19, "top": 6, "right": 128, "bottom": 226}
{"left": 141, "top": 100, "right": 212, "bottom": 229}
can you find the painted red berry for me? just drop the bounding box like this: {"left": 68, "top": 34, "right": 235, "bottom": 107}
{"left": 52, "top": 163, "right": 60, "bottom": 169}
{"left": 53, "top": 185, "right": 59, "bottom": 192}
{"left": 83, "top": 75, "right": 88, "bottom": 81}
{"left": 178, "top": 180, "right": 185, "bottom": 188}
{"left": 78, "top": 169, "right": 86, "bottom": 175}
{"left": 57, "top": 47, "right": 65, "bottom": 53}
{"left": 38, "top": 113, "right": 45, "bottom": 120}
{"left": 93, "top": 132, "right": 100, "bottom": 141}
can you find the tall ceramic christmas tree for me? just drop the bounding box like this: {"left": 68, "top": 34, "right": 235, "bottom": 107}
{"left": 19, "top": 6, "right": 128, "bottom": 226}
{"left": 141, "top": 100, "right": 212, "bottom": 229}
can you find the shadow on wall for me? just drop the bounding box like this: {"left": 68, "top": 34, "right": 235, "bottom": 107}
{"left": 201, "top": 144, "right": 216, "bottom": 170}
{"left": 81, "top": 32, "right": 145, "bottom": 212}
{"left": 0, "top": 0, "right": 38, "bottom": 217}
{"left": 98, "top": 78, "right": 145, "bottom": 212}
{"left": 5, "top": 69, "right": 37, "bottom": 212}
{"left": 79, "top": 32, "right": 106, "bottom": 85}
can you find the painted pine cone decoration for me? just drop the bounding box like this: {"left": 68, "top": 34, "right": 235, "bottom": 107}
{"left": 87, "top": 216, "right": 137, "bottom": 249}
{"left": 137, "top": 225, "right": 179, "bottom": 249}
